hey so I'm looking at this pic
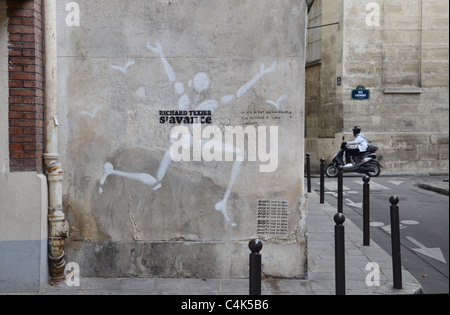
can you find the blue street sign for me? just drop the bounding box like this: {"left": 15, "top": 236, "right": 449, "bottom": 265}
{"left": 352, "top": 85, "right": 370, "bottom": 100}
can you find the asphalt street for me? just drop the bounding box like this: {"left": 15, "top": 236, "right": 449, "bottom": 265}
{"left": 312, "top": 174, "right": 449, "bottom": 294}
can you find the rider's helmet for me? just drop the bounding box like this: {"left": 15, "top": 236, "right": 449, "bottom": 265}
{"left": 352, "top": 126, "right": 362, "bottom": 136}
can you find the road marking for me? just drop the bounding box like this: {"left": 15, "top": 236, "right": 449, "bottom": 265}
{"left": 345, "top": 198, "right": 362, "bottom": 209}
{"left": 353, "top": 180, "right": 390, "bottom": 190}
{"left": 406, "top": 236, "right": 447, "bottom": 264}
{"left": 401, "top": 220, "right": 419, "bottom": 225}
{"left": 370, "top": 220, "right": 420, "bottom": 231}
{"left": 325, "top": 191, "right": 357, "bottom": 199}
{"left": 374, "top": 223, "right": 409, "bottom": 233}
{"left": 324, "top": 182, "right": 351, "bottom": 191}
{"left": 321, "top": 180, "right": 396, "bottom": 212}
{"left": 388, "top": 180, "right": 404, "bottom": 186}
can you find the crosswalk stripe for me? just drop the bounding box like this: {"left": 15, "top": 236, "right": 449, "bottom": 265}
{"left": 324, "top": 182, "right": 351, "bottom": 191}
{"left": 388, "top": 180, "right": 404, "bottom": 186}
{"left": 353, "top": 180, "right": 390, "bottom": 190}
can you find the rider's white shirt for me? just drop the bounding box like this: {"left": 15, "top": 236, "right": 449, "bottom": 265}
{"left": 347, "top": 133, "right": 368, "bottom": 152}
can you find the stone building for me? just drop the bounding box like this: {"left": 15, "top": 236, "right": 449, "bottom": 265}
{"left": 305, "top": 0, "right": 449, "bottom": 172}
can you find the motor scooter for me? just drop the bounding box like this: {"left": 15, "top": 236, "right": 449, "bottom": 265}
{"left": 325, "top": 138, "right": 382, "bottom": 178}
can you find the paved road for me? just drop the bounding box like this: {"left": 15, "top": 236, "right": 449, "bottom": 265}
{"left": 312, "top": 174, "right": 449, "bottom": 294}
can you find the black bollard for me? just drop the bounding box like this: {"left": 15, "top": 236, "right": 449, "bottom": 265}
{"left": 337, "top": 166, "right": 343, "bottom": 213}
{"left": 334, "top": 213, "right": 346, "bottom": 295}
{"left": 389, "top": 196, "right": 402, "bottom": 289}
{"left": 320, "top": 158, "right": 325, "bottom": 204}
{"left": 306, "top": 153, "right": 311, "bottom": 193}
{"left": 249, "top": 239, "right": 263, "bottom": 295}
{"left": 363, "top": 176, "right": 370, "bottom": 246}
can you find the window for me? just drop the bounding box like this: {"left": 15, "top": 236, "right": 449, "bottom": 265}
{"left": 306, "top": 0, "right": 322, "bottom": 65}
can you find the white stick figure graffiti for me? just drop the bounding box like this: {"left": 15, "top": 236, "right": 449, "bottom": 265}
{"left": 99, "top": 41, "right": 283, "bottom": 225}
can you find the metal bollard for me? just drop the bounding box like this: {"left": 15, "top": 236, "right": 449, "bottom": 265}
{"left": 249, "top": 239, "right": 263, "bottom": 295}
{"left": 389, "top": 196, "right": 403, "bottom": 289}
{"left": 363, "top": 176, "right": 370, "bottom": 246}
{"left": 320, "top": 158, "right": 325, "bottom": 204}
{"left": 337, "top": 165, "right": 343, "bottom": 213}
{"left": 334, "top": 213, "right": 346, "bottom": 295}
{"left": 306, "top": 153, "right": 311, "bottom": 193}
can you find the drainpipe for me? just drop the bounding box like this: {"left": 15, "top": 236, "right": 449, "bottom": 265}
{"left": 43, "top": 0, "right": 69, "bottom": 283}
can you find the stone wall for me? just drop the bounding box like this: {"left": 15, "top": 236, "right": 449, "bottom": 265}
{"left": 305, "top": 0, "right": 449, "bottom": 172}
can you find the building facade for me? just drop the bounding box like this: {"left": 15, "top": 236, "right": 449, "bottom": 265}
{"left": 58, "top": 0, "right": 308, "bottom": 281}
{"left": 1, "top": 0, "right": 309, "bottom": 292}
{"left": 0, "top": 0, "right": 48, "bottom": 292}
{"left": 306, "top": 0, "right": 449, "bottom": 172}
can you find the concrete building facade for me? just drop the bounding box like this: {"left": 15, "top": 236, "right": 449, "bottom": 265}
{"left": 1, "top": 0, "right": 309, "bottom": 292}
{"left": 57, "top": 0, "right": 308, "bottom": 280}
{"left": 305, "top": 0, "right": 449, "bottom": 172}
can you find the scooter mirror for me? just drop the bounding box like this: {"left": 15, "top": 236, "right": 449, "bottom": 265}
{"left": 342, "top": 136, "right": 345, "bottom": 141}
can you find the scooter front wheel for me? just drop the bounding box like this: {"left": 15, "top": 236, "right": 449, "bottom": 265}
{"left": 325, "top": 164, "right": 339, "bottom": 178}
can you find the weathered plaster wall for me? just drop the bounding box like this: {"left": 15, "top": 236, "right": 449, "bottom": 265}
{"left": 57, "top": 0, "right": 308, "bottom": 278}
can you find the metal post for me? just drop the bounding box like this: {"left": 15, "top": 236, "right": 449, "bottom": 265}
{"left": 389, "top": 196, "right": 403, "bottom": 289}
{"left": 363, "top": 176, "right": 370, "bottom": 246}
{"left": 337, "top": 166, "right": 343, "bottom": 213}
{"left": 306, "top": 153, "right": 311, "bottom": 193}
{"left": 249, "top": 239, "right": 263, "bottom": 295}
{"left": 334, "top": 213, "right": 346, "bottom": 295}
{"left": 320, "top": 158, "right": 325, "bottom": 204}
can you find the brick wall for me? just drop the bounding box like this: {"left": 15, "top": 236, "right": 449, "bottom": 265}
{"left": 7, "top": 0, "right": 44, "bottom": 173}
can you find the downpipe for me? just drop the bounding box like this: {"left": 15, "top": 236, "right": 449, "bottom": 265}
{"left": 46, "top": 158, "right": 69, "bottom": 282}
{"left": 44, "top": 0, "right": 69, "bottom": 282}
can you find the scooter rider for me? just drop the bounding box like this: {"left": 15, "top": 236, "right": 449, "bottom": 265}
{"left": 343, "top": 126, "right": 368, "bottom": 166}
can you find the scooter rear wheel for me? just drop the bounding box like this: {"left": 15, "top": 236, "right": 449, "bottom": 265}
{"left": 325, "top": 164, "right": 339, "bottom": 178}
{"left": 366, "top": 162, "right": 381, "bottom": 177}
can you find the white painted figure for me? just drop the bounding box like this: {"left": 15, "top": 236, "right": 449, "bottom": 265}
{"left": 100, "top": 41, "right": 282, "bottom": 226}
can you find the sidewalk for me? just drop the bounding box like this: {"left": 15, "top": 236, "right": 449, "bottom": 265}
{"left": 416, "top": 178, "right": 449, "bottom": 196}
{"left": 12, "top": 187, "right": 421, "bottom": 296}
{"left": 306, "top": 189, "right": 422, "bottom": 295}
{"left": 8, "top": 172, "right": 445, "bottom": 296}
